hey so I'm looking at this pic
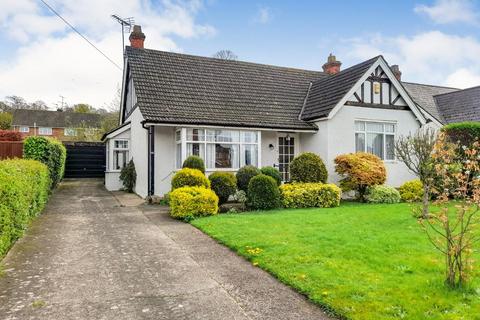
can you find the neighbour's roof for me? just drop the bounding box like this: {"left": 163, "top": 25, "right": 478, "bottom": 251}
{"left": 126, "top": 46, "right": 325, "bottom": 130}
{"left": 402, "top": 82, "right": 459, "bottom": 123}
{"left": 11, "top": 109, "right": 102, "bottom": 128}
{"left": 125, "top": 46, "right": 479, "bottom": 128}
{"left": 433, "top": 86, "right": 480, "bottom": 123}
{"left": 301, "top": 56, "right": 379, "bottom": 120}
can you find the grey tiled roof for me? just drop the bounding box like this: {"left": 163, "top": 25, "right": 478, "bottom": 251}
{"left": 126, "top": 46, "right": 326, "bottom": 131}
{"left": 402, "top": 82, "right": 459, "bottom": 123}
{"left": 433, "top": 86, "right": 480, "bottom": 123}
{"left": 11, "top": 109, "right": 102, "bottom": 128}
{"left": 301, "top": 56, "right": 380, "bottom": 121}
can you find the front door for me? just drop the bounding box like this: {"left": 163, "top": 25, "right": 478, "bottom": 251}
{"left": 278, "top": 134, "right": 295, "bottom": 182}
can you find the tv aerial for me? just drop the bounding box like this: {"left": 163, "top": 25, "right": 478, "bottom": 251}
{"left": 111, "top": 15, "right": 134, "bottom": 56}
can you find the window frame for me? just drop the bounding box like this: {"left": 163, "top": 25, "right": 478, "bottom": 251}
{"left": 354, "top": 120, "right": 396, "bottom": 161}
{"left": 175, "top": 128, "right": 261, "bottom": 171}
{"left": 64, "top": 128, "right": 77, "bottom": 136}
{"left": 111, "top": 139, "right": 130, "bottom": 171}
{"left": 19, "top": 126, "right": 29, "bottom": 133}
{"left": 38, "top": 127, "right": 52, "bottom": 135}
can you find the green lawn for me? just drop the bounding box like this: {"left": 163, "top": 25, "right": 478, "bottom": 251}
{"left": 191, "top": 202, "right": 480, "bottom": 320}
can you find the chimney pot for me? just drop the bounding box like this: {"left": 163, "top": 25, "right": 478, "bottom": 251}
{"left": 390, "top": 65, "right": 402, "bottom": 81}
{"left": 129, "top": 25, "right": 146, "bottom": 49}
{"left": 322, "top": 53, "right": 342, "bottom": 75}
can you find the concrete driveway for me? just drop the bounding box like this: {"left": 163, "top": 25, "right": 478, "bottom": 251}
{"left": 0, "top": 179, "right": 331, "bottom": 320}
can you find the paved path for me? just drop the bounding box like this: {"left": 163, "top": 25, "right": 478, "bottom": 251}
{"left": 0, "top": 179, "right": 331, "bottom": 320}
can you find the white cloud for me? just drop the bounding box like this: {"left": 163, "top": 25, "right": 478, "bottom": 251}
{"left": 340, "top": 31, "right": 480, "bottom": 89}
{"left": 253, "top": 6, "right": 272, "bottom": 24}
{"left": 414, "top": 0, "right": 479, "bottom": 25}
{"left": 0, "top": 0, "right": 216, "bottom": 108}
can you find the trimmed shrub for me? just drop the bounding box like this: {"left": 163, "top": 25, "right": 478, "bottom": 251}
{"left": 23, "top": 136, "right": 66, "bottom": 188}
{"left": 182, "top": 155, "right": 205, "bottom": 173}
{"left": 236, "top": 165, "right": 261, "bottom": 192}
{"left": 442, "top": 122, "right": 480, "bottom": 147}
{"left": 399, "top": 179, "right": 424, "bottom": 203}
{"left": 280, "top": 183, "right": 341, "bottom": 208}
{"left": 209, "top": 171, "right": 237, "bottom": 204}
{"left": 247, "top": 174, "right": 281, "bottom": 210}
{"left": 0, "top": 112, "right": 12, "bottom": 130}
{"left": 171, "top": 168, "right": 210, "bottom": 190}
{"left": 334, "top": 152, "right": 386, "bottom": 201}
{"left": 260, "top": 166, "right": 282, "bottom": 186}
{"left": 0, "top": 130, "right": 22, "bottom": 141}
{"left": 120, "top": 159, "right": 136, "bottom": 193}
{"left": 365, "top": 185, "right": 401, "bottom": 204}
{"left": 289, "top": 152, "right": 328, "bottom": 183}
{"left": 0, "top": 159, "right": 50, "bottom": 257}
{"left": 169, "top": 186, "right": 218, "bottom": 219}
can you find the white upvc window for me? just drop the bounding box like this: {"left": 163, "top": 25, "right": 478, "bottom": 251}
{"left": 19, "top": 126, "right": 29, "bottom": 133}
{"left": 64, "top": 128, "right": 77, "bottom": 136}
{"left": 355, "top": 120, "right": 396, "bottom": 160}
{"left": 112, "top": 139, "right": 129, "bottom": 170}
{"left": 38, "top": 127, "right": 52, "bottom": 135}
{"left": 176, "top": 128, "right": 261, "bottom": 170}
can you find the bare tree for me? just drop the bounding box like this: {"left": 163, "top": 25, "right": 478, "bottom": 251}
{"left": 4, "top": 96, "right": 48, "bottom": 110}
{"left": 212, "top": 50, "right": 238, "bottom": 61}
{"left": 395, "top": 128, "right": 437, "bottom": 218}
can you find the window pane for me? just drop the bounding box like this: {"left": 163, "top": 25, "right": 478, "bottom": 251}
{"left": 355, "top": 133, "right": 365, "bottom": 152}
{"left": 241, "top": 131, "right": 258, "bottom": 143}
{"left": 186, "top": 129, "right": 204, "bottom": 141}
{"left": 215, "top": 130, "right": 239, "bottom": 142}
{"left": 242, "top": 144, "right": 258, "bottom": 167}
{"left": 367, "top": 133, "right": 384, "bottom": 159}
{"left": 355, "top": 121, "right": 365, "bottom": 131}
{"left": 206, "top": 144, "right": 215, "bottom": 168}
{"left": 385, "top": 123, "right": 395, "bottom": 133}
{"left": 187, "top": 143, "right": 205, "bottom": 159}
{"left": 114, "top": 140, "right": 128, "bottom": 149}
{"left": 206, "top": 130, "right": 215, "bottom": 142}
{"left": 215, "top": 144, "right": 239, "bottom": 168}
{"left": 175, "top": 130, "right": 181, "bottom": 142}
{"left": 176, "top": 144, "right": 181, "bottom": 168}
{"left": 366, "top": 122, "right": 384, "bottom": 132}
{"left": 114, "top": 150, "right": 128, "bottom": 170}
{"left": 386, "top": 135, "right": 395, "bottom": 160}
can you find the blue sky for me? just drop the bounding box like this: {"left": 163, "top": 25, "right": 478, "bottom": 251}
{"left": 1, "top": 0, "right": 480, "bottom": 108}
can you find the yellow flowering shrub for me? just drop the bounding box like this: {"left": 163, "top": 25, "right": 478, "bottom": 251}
{"left": 169, "top": 186, "right": 218, "bottom": 219}
{"left": 171, "top": 168, "right": 210, "bottom": 190}
{"left": 279, "top": 183, "right": 341, "bottom": 208}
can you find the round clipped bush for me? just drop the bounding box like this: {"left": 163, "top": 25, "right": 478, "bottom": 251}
{"left": 236, "top": 165, "right": 261, "bottom": 192}
{"left": 209, "top": 171, "right": 237, "bottom": 204}
{"left": 289, "top": 152, "right": 327, "bottom": 183}
{"left": 169, "top": 186, "right": 218, "bottom": 219}
{"left": 247, "top": 174, "right": 281, "bottom": 210}
{"left": 399, "top": 179, "right": 424, "bottom": 202}
{"left": 171, "top": 168, "right": 210, "bottom": 190}
{"left": 260, "top": 166, "right": 282, "bottom": 186}
{"left": 182, "top": 155, "right": 205, "bottom": 173}
{"left": 334, "top": 152, "right": 386, "bottom": 201}
{"left": 365, "top": 185, "right": 401, "bottom": 204}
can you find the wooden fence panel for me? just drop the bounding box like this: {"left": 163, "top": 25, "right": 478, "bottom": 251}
{"left": 0, "top": 141, "right": 23, "bottom": 160}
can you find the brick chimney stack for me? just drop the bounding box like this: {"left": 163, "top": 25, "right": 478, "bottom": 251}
{"left": 390, "top": 65, "right": 402, "bottom": 81}
{"left": 322, "top": 53, "right": 342, "bottom": 75}
{"left": 129, "top": 25, "right": 146, "bottom": 49}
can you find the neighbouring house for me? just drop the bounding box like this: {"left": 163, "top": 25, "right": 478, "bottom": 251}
{"left": 103, "top": 25, "right": 479, "bottom": 198}
{"left": 11, "top": 109, "right": 103, "bottom": 141}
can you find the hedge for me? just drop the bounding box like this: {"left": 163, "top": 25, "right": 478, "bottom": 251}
{"left": 0, "top": 130, "right": 22, "bottom": 141}
{"left": 169, "top": 186, "right": 219, "bottom": 219}
{"left": 236, "top": 165, "right": 261, "bottom": 192}
{"left": 0, "top": 159, "right": 50, "bottom": 257}
{"left": 23, "top": 136, "right": 66, "bottom": 188}
{"left": 260, "top": 166, "right": 282, "bottom": 186}
{"left": 399, "top": 180, "right": 424, "bottom": 202}
{"left": 365, "top": 185, "right": 401, "bottom": 204}
{"left": 209, "top": 171, "right": 237, "bottom": 204}
{"left": 171, "top": 168, "right": 210, "bottom": 190}
{"left": 280, "top": 183, "right": 341, "bottom": 208}
{"left": 442, "top": 122, "right": 480, "bottom": 146}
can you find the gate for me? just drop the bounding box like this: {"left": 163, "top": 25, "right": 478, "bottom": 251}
{"left": 63, "top": 142, "right": 105, "bottom": 178}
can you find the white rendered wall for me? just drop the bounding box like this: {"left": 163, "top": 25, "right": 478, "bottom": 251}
{"left": 128, "top": 108, "right": 148, "bottom": 197}
{"left": 153, "top": 126, "right": 176, "bottom": 197}
{"left": 104, "top": 129, "right": 130, "bottom": 191}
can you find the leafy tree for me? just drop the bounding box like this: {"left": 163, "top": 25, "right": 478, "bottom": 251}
{"left": 395, "top": 128, "right": 437, "bottom": 218}
{"left": 212, "top": 50, "right": 238, "bottom": 60}
{"left": 73, "top": 103, "right": 95, "bottom": 113}
{"left": 100, "top": 112, "right": 120, "bottom": 136}
{"left": 0, "top": 112, "right": 13, "bottom": 130}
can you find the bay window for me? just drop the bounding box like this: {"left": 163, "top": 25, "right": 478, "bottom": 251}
{"left": 112, "top": 140, "right": 129, "bottom": 170}
{"left": 355, "top": 121, "right": 395, "bottom": 160}
{"left": 176, "top": 128, "right": 260, "bottom": 170}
